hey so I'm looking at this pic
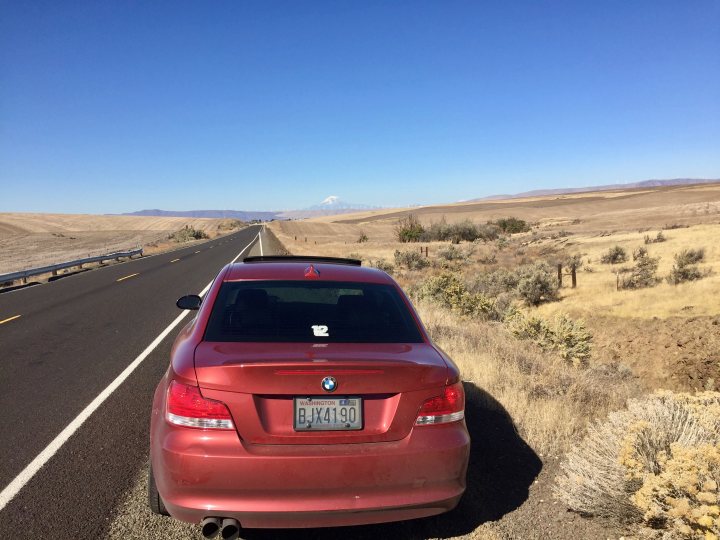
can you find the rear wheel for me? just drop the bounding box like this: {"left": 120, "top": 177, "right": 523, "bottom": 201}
{"left": 147, "top": 462, "right": 169, "bottom": 516}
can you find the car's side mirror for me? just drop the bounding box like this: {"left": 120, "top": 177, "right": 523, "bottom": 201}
{"left": 176, "top": 294, "right": 202, "bottom": 310}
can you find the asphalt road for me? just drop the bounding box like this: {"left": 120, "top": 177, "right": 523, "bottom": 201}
{"left": 0, "top": 225, "right": 262, "bottom": 539}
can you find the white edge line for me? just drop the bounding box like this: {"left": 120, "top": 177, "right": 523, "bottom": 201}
{"left": 0, "top": 227, "right": 261, "bottom": 512}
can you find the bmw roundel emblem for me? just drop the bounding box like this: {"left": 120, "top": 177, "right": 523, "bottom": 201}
{"left": 321, "top": 376, "right": 337, "bottom": 393}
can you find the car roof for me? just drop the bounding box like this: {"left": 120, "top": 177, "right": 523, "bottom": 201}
{"left": 224, "top": 260, "right": 395, "bottom": 284}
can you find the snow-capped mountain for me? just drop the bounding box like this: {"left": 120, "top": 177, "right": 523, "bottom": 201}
{"left": 307, "top": 196, "right": 374, "bottom": 211}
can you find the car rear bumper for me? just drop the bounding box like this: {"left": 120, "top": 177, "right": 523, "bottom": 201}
{"left": 151, "top": 420, "right": 470, "bottom": 528}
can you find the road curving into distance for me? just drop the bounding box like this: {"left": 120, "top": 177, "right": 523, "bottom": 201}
{"left": 0, "top": 225, "right": 263, "bottom": 539}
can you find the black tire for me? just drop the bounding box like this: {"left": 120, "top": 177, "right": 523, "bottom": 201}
{"left": 148, "top": 462, "right": 169, "bottom": 516}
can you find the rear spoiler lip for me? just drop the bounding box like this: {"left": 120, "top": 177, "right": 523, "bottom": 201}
{"left": 242, "top": 255, "right": 361, "bottom": 266}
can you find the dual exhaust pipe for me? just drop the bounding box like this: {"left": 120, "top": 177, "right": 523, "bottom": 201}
{"left": 201, "top": 517, "right": 241, "bottom": 540}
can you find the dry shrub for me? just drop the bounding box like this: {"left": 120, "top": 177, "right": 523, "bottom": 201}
{"left": 493, "top": 217, "right": 530, "bottom": 234}
{"left": 516, "top": 264, "right": 559, "bottom": 306}
{"left": 554, "top": 391, "right": 720, "bottom": 533}
{"left": 168, "top": 226, "right": 209, "bottom": 242}
{"left": 508, "top": 313, "right": 592, "bottom": 367}
{"left": 470, "top": 262, "right": 558, "bottom": 306}
{"left": 367, "top": 258, "right": 394, "bottom": 274}
{"left": 393, "top": 249, "right": 429, "bottom": 270}
{"left": 471, "top": 267, "right": 521, "bottom": 297}
{"left": 677, "top": 248, "right": 706, "bottom": 266}
{"left": 414, "top": 271, "right": 509, "bottom": 321}
{"left": 645, "top": 231, "right": 667, "bottom": 244}
{"left": 217, "top": 219, "right": 245, "bottom": 231}
{"left": 634, "top": 247, "right": 649, "bottom": 261}
{"left": 437, "top": 245, "right": 467, "bottom": 261}
{"left": 601, "top": 245, "right": 628, "bottom": 264}
{"left": 633, "top": 444, "right": 720, "bottom": 538}
{"left": 668, "top": 248, "right": 708, "bottom": 285}
{"left": 420, "top": 217, "right": 500, "bottom": 243}
{"left": 478, "top": 252, "right": 497, "bottom": 264}
{"left": 621, "top": 251, "right": 660, "bottom": 290}
{"left": 395, "top": 214, "right": 424, "bottom": 242}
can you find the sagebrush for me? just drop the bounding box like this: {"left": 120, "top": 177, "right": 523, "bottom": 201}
{"left": 668, "top": 248, "right": 707, "bottom": 285}
{"left": 601, "top": 246, "right": 628, "bottom": 264}
{"left": 508, "top": 313, "right": 592, "bottom": 366}
{"left": 394, "top": 249, "right": 429, "bottom": 270}
{"left": 414, "top": 271, "right": 509, "bottom": 320}
{"left": 620, "top": 251, "right": 660, "bottom": 290}
{"left": 554, "top": 391, "right": 720, "bottom": 537}
{"left": 168, "top": 226, "right": 209, "bottom": 242}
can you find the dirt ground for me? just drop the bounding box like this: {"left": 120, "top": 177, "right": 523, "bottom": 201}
{"left": 588, "top": 315, "right": 720, "bottom": 393}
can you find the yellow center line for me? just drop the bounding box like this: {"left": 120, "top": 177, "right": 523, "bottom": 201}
{"left": 0, "top": 314, "right": 21, "bottom": 325}
{"left": 116, "top": 273, "right": 139, "bottom": 282}
{"left": 170, "top": 258, "right": 180, "bottom": 263}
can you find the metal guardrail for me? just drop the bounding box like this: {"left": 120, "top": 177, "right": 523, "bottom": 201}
{"left": 0, "top": 248, "right": 143, "bottom": 285}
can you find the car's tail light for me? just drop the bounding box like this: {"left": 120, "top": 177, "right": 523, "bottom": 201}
{"left": 166, "top": 381, "right": 234, "bottom": 430}
{"left": 415, "top": 382, "right": 465, "bottom": 425}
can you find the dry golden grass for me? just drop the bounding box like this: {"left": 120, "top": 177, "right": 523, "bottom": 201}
{"left": 417, "top": 302, "right": 635, "bottom": 456}
{"left": 0, "top": 212, "right": 226, "bottom": 235}
{"left": 534, "top": 224, "right": 720, "bottom": 319}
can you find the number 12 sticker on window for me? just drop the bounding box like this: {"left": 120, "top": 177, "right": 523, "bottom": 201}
{"left": 312, "top": 325, "right": 329, "bottom": 337}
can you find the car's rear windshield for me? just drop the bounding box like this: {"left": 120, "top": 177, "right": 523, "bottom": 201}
{"left": 204, "top": 280, "right": 424, "bottom": 343}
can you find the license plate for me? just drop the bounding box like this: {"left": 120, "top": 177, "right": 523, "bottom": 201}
{"left": 293, "top": 397, "right": 363, "bottom": 431}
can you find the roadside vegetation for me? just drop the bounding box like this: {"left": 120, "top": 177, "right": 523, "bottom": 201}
{"left": 555, "top": 391, "right": 720, "bottom": 538}
{"left": 395, "top": 213, "right": 529, "bottom": 244}
{"left": 167, "top": 225, "right": 209, "bottom": 242}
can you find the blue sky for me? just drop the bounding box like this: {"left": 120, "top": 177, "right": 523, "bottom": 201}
{"left": 1, "top": 1, "right": 718, "bottom": 213}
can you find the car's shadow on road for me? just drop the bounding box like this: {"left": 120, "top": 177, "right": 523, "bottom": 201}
{"left": 245, "top": 382, "right": 542, "bottom": 540}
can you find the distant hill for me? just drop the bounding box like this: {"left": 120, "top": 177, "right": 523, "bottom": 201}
{"left": 123, "top": 196, "right": 378, "bottom": 221}
{"left": 121, "top": 209, "right": 280, "bottom": 221}
{"left": 470, "top": 178, "right": 720, "bottom": 201}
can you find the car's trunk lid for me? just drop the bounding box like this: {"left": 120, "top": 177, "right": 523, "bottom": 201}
{"left": 195, "top": 342, "right": 449, "bottom": 444}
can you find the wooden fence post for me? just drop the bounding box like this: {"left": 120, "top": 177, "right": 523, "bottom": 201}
{"left": 557, "top": 263, "right": 563, "bottom": 288}
{"left": 571, "top": 264, "right": 577, "bottom": 288}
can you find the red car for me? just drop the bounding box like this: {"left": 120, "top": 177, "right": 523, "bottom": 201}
{"left": 148, "top": 256, "right": 470, "bottom": 540}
